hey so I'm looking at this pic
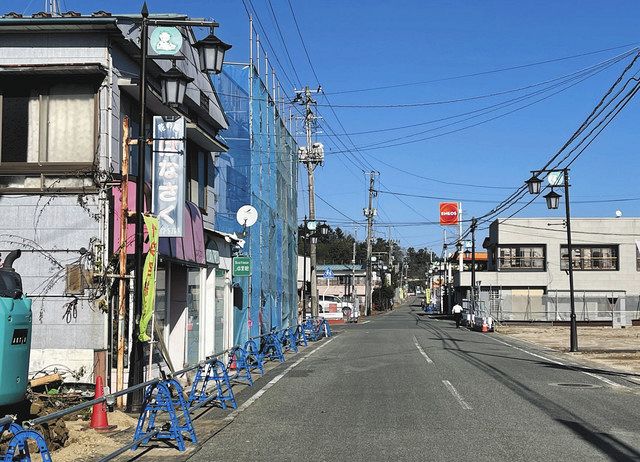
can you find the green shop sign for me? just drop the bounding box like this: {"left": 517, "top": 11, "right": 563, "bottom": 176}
{"left": 149, "top": 26, "right": 183, "bottom": 56}
{"left": 233, "top": 257, "right": 251, "bottom": 277}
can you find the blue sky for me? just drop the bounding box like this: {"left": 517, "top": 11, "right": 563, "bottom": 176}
{"left": 8, "top": 0, "right": 640, "bottom": 251}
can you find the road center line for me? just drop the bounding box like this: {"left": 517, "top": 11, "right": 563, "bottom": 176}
{"left": 486, "top": 335, "right": 626, "bottom": 389}
{"left": 442, "top": 380, "right": 472, "bottom": 410}
{"left": 413, "top": 336, "right": 433, "bottom": 364}
{"left": 223, "top": 338, "right": 334, "bottom": 422}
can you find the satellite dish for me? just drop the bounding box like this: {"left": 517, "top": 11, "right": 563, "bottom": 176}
{"left": 615, "top": 209, "right": 623, "bottom": 218}
{"left": 236, "top": 205, "right": 258, "bottom": 228}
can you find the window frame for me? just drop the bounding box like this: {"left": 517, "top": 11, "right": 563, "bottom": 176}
{"left": 186, "top": 141, "right": 208, "bottom": 212}
{"left": 561, "top": 244, "right": 619, "bottom": 271}
{"left": 0, "top": 77, "right": 99, "bottom": 170}
{"left": 496, "top": 244, "right": 546, "bottom": 271}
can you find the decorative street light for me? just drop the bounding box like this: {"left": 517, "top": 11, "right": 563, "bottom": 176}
{"left": 544, "top": 189, "right": 561, "bottom": 210}
{"left": 526, "top": 168, "right": 577, "bottom": 352}
{"left": 159, "top": 65, "right": 194, "bottom": 106}
{"left": 525, "top": 174, "right": 542, "bottom": 195}
{"left": 128, "top": 2, "right": 230, "bottom": 412}
{"left": 193, "top": 29, "right": 232, "bottom": 74}
{"left": 301, "top": 219, "right": 329, "bottom": 320}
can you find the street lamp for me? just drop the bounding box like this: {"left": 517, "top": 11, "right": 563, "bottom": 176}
{"left": 128, "top": 3, "right": 229, "bottom": 412}
{"left": 301, "top": 219, "right": 329, "bottom": 319}
{"left": 159, "top": 65, "right": 194, "bottom": 106}
{"left": 526, "top": 168, "right": 577, "bottom": 352}
{"left": 544, "top": 189, "right": 561, "bottom": 210}
{"left": 193, "top": 29, "right": 232, "bottom": 74}
{"left": 525, "top": 174, "right": 542, "bottom": 195}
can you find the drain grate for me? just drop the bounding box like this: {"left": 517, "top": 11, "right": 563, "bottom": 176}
{"left": 553, "top": 383, "right": 601, "bottom": 389}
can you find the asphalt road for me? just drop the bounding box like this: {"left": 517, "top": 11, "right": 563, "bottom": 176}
{"left": 189, "top": 300, "right": 640, "bottom": 461}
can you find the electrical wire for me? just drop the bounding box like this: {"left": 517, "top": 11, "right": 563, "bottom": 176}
{"left": 324, "top": 42, "right": 640, "bottom": 95}
{"left": 265, "top": 0, "right": 302, "bottom": 87}
{"left": 316, "top": 49, "right": 638, "bottom": 108}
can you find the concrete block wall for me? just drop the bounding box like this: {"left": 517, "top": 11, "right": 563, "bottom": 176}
{"left": 0, "top": 195, "right": 104, "bottom": 382}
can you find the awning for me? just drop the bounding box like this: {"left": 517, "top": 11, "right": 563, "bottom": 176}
{"left": 159, "top": 202, "right": 206, "bottom": 266}
{"left": 112, "top": 182, "right": 205, "bottom": 266}
{"left": 0, "top": 63, "right": 107, "bottom": 76}
{"left": 186, "top": 122, "right": 228, "bottom": 152}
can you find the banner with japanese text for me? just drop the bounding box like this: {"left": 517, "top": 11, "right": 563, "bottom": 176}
{"left": 139, "top": 214, "right": 159, "bottom": 342}
{"left": 152, "top": 116, "right": 185, "bottom": 237}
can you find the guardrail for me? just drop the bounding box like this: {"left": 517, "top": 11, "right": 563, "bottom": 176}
{"left": 0, "top": 318, "right": 332, "bottom": 461}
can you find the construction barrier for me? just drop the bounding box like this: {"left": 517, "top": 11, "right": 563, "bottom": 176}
{"left": 1, "top": 321, "right": 333, "bottom": 461}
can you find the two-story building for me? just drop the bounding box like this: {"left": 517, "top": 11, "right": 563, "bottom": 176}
{"left": 454, "top": 217, "right": 640, "bottom": 323}
{"left": 0, "top": 10, "right": 237, "bottom": 387}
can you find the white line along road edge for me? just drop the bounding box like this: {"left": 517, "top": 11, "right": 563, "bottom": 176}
{"left": 442, "top": 380, "right": 473, "bottom": 410}
{"left": 413, "top": 336, "right": 433, "bottom": 364}
{"left": 487, "top": 335, "right": 626, "bottom": 389}
{"left": 223, "top": 338, "right": 335, "bottom": 423}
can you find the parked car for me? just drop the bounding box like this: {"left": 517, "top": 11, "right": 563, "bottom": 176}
{"left": 317, "top": 294, "right": 357, "bottom": 322}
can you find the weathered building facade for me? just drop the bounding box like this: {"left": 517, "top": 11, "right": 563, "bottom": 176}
{"left": 0, "top": 11, "right": 235, "bottom": 386}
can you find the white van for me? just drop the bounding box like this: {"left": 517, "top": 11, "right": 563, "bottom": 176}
{"left": 317, "top": 294, "right": 358, "bottom": 322}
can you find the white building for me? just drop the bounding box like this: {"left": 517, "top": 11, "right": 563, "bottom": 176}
{"left": 454, "top": 217, "right": 640, "bottom": 322}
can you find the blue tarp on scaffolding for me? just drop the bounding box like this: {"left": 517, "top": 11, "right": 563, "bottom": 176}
{"left": 213, "top": 64, "right": 298, "bottom": 346}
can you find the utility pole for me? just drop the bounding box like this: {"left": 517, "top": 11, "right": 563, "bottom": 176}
{"left": 364, "top": 171, "right": 377, "bottom": 316}
{"left": 295, "top": 86, "right": 323, "bottom": 318}
{"left": 458, "top": 202, "right": 463, "bottom": 273}
{"left": 351, "top": 232, "right": 357, "bottom": 315}
{"left": 471, "top": 217, "right": 477, "bottom": 314}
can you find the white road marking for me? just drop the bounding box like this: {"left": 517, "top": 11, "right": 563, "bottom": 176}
{"left": 413, "top": 336, "right": 433, "bottom": 364}
{"left": 223, "top": 338, "right": 335, "bottom": 422}
{"left": 442, "top": 380, "right": 472, "bottom": 410}
{"left": 486, "top": 335, "right": 626, "bottom": 389}
{"left": 362, "top": 320, "right": 371, "bottom": 324}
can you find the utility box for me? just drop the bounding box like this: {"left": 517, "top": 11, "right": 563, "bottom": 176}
{"left": 0, "top": 250, "right": 32, "bottom": 406}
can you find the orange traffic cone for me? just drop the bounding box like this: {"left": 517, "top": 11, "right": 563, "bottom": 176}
{"left": 481, "top": 320, "right": 488, "bottom": 333}
{"left": 90, "top": 376, "right": 115, "bottom": 431}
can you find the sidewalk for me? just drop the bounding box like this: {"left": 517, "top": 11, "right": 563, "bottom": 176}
{"left": 41, "top": 338, "right": 328, "bottom": 462}
{"left": 496, "top": 325, "right": 640, "bottom": 376}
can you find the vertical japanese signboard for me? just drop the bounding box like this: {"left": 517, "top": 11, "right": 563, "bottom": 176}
{"left": 439, "top": 202, "right": 459, "bottom": 226}
{"left": 152, "top": 116, "right": 185, "bottom": 237}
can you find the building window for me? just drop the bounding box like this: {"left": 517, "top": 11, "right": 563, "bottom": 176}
{"left": 637, "top": 245, "right": 640, "bottom": 271}
{"left": 1, "top": 82, "right": 96, "bottom": 164}
{"left": 497, "top": 245, "right": 545, "bottom": 270}
{"left": 561, "top": 245, "right": 618, "bottom": 271}
{"left": 187, "top": 144, "right": 207, "bottom": 210}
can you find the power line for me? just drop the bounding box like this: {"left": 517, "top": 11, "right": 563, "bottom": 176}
{"left": 322, "top": 60, "right": 624, "bottom": 154}
{"left": 286, "top": 0, "right": 321, "bottom": 86}
{"left": 315, "top": 49, "right": 638, "bottom": 108}
{"left": 324, "top": 43, "right": 640, "bottom": 95}
{"left": 265, "top": 0, "right": 302, "bottom": 87}
{"left": 467, "top": 53, "right": 640, "bottom": 233}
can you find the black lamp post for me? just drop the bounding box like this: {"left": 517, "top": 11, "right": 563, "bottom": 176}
{"left": 526, "top": 168, "right": 577, "bottom": 352}
{"left": 129, "top": 2, "right": 229, "bottom": 412}
{"left": 301, "top": 219, "right": 328, "bottom": 320}
{"left": 193, "top": 29, "right": 232, "bottom": 74}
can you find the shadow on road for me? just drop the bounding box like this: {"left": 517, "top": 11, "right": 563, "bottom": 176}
{"left": 419, "top": 319, "right": 640, "bottom": 462}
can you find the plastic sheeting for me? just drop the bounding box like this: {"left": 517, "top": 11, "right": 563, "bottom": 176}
{"left": 213, "top": 64, "right": 298, "bottom": 345}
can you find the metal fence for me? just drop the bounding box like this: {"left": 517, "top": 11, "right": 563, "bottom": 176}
{"left": 0, "top": 320, "right": 331, "bottom": 461}
{"left": 486, "top": 291, "right": 640, "bottom": 324}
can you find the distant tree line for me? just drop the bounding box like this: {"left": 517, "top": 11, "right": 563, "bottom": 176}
{"left": 297, "top": 224, "right": 436, "bottom": 293}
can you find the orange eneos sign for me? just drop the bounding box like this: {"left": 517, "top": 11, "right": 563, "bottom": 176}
{"left": 439, "top": 202, "right": 459, "bottom": 225}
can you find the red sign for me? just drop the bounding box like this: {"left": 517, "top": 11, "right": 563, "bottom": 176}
{"left": 439, "top": 202, "right": 459, "bottom": 225}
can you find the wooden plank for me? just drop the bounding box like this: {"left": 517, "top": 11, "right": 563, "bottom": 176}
{"left": 30, "top": 373, "right": 62, "bottom": 388}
